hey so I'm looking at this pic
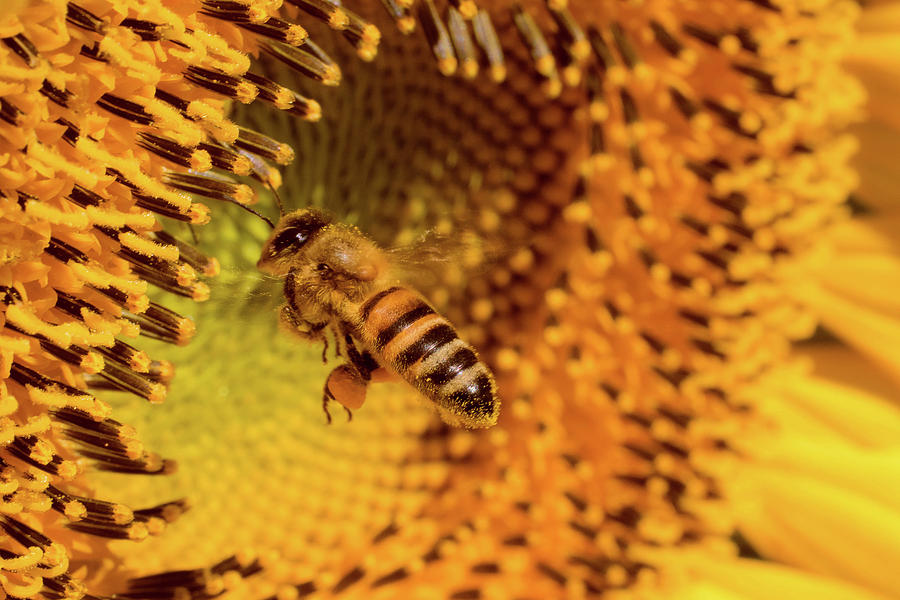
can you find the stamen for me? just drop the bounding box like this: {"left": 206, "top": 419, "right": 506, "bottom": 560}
{"left": 2, "top": 34, "right": 41, "bottom": 68}
{"left": 66, "top": 519, "right": 148, "bottom": 540}
{"left": 7, "top": 436, "right": 77, "bottom": 479}
{"left": 162, "top": 171, "right": 255, "bottom": 206}
{"left": 0, "top": 516, "right": 55, "bottom": 549}
{"left": 211, "top": 552, "right": 261, "bottom": 577}
{"left": 136, "top": 133, "right": 213, "bottom": 171}
{"left": 379, "top": 0, "right": 416, "bottom": 34}
{"left": 127, "top": 258, "right": 208, "bottom": 302}
{"left": 183, "top": 66, "right": 260, "bottom": 104}
{"left": 341, "top": 7, "right": 381, "bottom": 60}
{"left": 286, "top": 0, "right": 350, "bottom": 30}
{"left": 682, "top": 23, "right": 722, "bottom": 50}
{"left": 449, "top": 0, "right": 478, "bottom": 20}
{"left": 197, "top": 141, "right": 253, "bottom": 175}
{"left": 75, "top": 447, "right": 172, "bottom": 475}
{"left": 118, "top": 18, "right": 164, "bottom": 41}
{"left": 472, "top": 9, "right": 505, "bottom": 82}
{"left": 45, "top": 485, "right": 133, "bottom": 524}
{"left": 447, "top": 7, "right": 478, "bottom": 79}
{"left": 39, "top": 80, "right": 72, "bottom": 108}
{"left": 38, "top": 340, "right": 105, "bottom": 374}
{"left": 548, "top": 3, "right": 590, "bottom": 62}
{"left": 146, "top": 360, "right": 176, "bottom": 384}
{"left": 418, "top": 0, "right": 457, "bottom": 76}
{"left": 732, "top": 63, "right": 795, "bottom": 98}
{"left": 42, "top": 574, "right": 87, "bottom": 600}
{"left": 133, "top": 499, "right": 189, "bottom": 525}
{"left": 65, "top": 2, "right": 108, "bottom": 34}
{"left": 94, "top": 340, "right": 151, "bottom": 373}
{"left": 9, "top": 363, "right": 106, "bottom": 418}
{"left": 85, "top": 355, "right": 167, "bottom": 403}
{"left": 96, "top": 93, "right": 154, "bottom": 125}
{"left": 56, "top": 415, "right": 146, "bottom": 461}
{"left": 126, "top": 568, "right": 225, "bottom": 596}
{"left": 650, "top": 21, "right": 684, "bottom": 58}
{"left": 669, "top": 86, "right": 698, "bottom": 120}
{"left": 0, "top": 98, "right": 22, "bottom": 126}
{"left": 587, "top": 26, "right": 616, "bottom": 75}
{"left": 512, "top": 3, "right": 555, "bottom": 78}
{"left": 609, "top": 22, "right": 639, "bottom": 70}
{"left": 124, "top": 302, "right": 196, "bottom": 346}
{"left": 241, "top": 72, "right": 296, "bottom": 110}
{"left": 238, "top": 17, "right": 309, "bottom": 47}
{"left": 233, "top": 126, "right": 295, "bottom": 165}
{"left": 152, "top": 230, "right": 219, "bottom": 276}
{"left": 702, "top": 99, "right": 760, "bottom": 138}
{"left": 132, "top": 190, "right": 196, "bottom": 222}
{"left": 260, "top": 40, "right": 342, "bottom": 86}
{"left": 199, "top": 0, "right": 270, "bottom": 24}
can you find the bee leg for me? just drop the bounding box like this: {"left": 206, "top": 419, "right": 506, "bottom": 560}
{"left": 320, "top": 335, "right": 329, "bottom": 364}
{"left": 344, "top": 335, "right": 381, "bottom": 381}
{"left": 334, "top": 329, "right": 344, "bottom": 361}
{"left": 321, "top": 392, "right": 334, "bottom": 425}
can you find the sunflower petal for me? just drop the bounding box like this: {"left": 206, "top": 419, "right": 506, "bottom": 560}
{"left": 728, "top": 463, "right": 900, "bottom": 597}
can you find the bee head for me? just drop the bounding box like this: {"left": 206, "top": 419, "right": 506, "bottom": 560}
{"left": 257, "top": 209, "right": 331, "bottom": 276}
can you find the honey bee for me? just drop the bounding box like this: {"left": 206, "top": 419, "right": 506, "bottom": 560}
{"left": 256, "top": 209, "right": 500, "bottom": 429}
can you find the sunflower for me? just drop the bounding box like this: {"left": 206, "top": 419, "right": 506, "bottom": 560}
{"left": 1, "top": 0, "right": 898, "bottom": 599}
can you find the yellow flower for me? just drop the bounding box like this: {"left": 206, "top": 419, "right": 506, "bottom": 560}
{"left": 1, "top": 0, "right": 899, "bottom": 599}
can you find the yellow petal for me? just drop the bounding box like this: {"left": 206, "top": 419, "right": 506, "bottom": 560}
{"left": 850, "top": 122, "right": 900, "bottom": 209}
{"left": 674, "top": 554, "right": 891, "bottom": 600}
{"left": 757, "top": 367, "right": 900, "bottom": 448}
{"left": 727, "top": 463, "right": 900, "bottom": 597}
{"left": 802, "top": 342, "right": 900, "bottom": 405}
{"left": 845, "top": 33, "right": 900, "bottom": 130}
{"left": 788, "top": 280, "right": 900, "bottom": 386}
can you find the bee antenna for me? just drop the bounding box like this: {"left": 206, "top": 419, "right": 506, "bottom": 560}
{"left": 271, "top": 185, "right": 285, "bottom": 216}
{"left": 223, "top": 198, "right": 275, "bottom": 229}
{"left": 241, "top": 203, "right": 276, "bottom": 229}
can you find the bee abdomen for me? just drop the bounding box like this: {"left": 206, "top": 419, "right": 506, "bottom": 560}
{"left": 360, "top": 286, "right": 498, "bottom": 427}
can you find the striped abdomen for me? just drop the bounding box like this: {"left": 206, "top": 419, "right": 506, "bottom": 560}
{"left": 357, "top": 286, "right": 499, "bottom": 428}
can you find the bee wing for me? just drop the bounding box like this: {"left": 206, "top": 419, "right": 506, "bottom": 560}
{"left": 384, "top": 229, "right": 500, "bottom": 288}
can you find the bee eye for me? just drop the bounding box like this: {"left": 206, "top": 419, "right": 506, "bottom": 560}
{"left": 270, "top": 227, "right": 309, "bottom": 254}
{"left": 315, "top": 263, "right": 332, "bottom": 276}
